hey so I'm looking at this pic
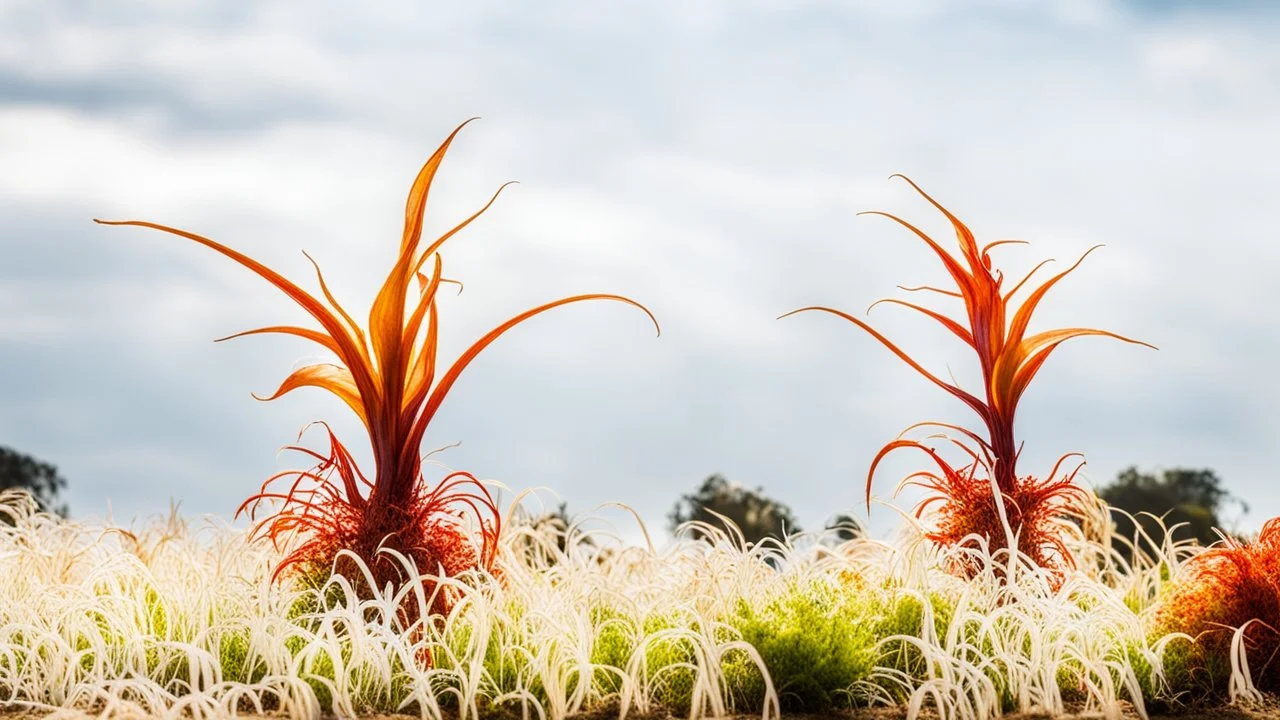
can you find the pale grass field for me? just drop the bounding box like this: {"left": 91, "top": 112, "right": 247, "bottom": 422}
{"left": 0, "top": 488, "right": 1270, "bottom": 720}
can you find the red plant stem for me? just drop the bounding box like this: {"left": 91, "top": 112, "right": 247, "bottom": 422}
{"left": 988, "top": 405, "right": 1017, "bottom": 494}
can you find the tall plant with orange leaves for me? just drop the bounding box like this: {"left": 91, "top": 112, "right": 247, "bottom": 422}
{"left": 98, "top": 121, "right": 658, "bottom": 611}
{"left": 784, "top": 176, "right": 1153, "bottom": 574}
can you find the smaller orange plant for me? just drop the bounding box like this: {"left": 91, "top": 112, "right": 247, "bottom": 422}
{"left": 97, "top": 120, "right": 659, "bottom": 616}
{"left": 784, "top": 176, "right": 1153, "bottom": 575}
{"left": 1158, "top": 518, "right": 1280, "bottom": 693}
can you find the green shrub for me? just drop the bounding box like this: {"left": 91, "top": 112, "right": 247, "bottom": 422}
{"left": 727, "top": 577, "right": 948, "bottom": 711}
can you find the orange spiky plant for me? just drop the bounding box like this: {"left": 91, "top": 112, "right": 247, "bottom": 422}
{"left": 784, "top": 175, "right": 1154, "bottom": 575}
{"left": 97, "top": 120, "right": 659, "bottom": 615}
{"left": 1157, "top": 518, "right": 1280, "bottom": 692}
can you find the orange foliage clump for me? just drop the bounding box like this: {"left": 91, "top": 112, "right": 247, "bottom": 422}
{"left": 98, "top": 120, "right": 659, "bottom": 617}
{"left": 785, "top": 176, "right": 1153, "bottom": 576}
{"left": 1159, "top": 518, "right": 1280, "bottom": 690}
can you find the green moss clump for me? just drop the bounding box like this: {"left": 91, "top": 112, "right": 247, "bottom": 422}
{"left": 588, "top": 606, "right": 731, "bottom": 714}
{"left": 637, "top": 611, "right": 700, "bottom": 712}
{"left": 218, "top": 629, "right": 267, "bottom": 684}
{"left": 431, "top": 597, "right": 538, "bottom": 706}
{"left": 144, "top": 587, "right": 169, "bottom": 638}
{"left": 300, "top": 646, "right": 338, "bottom": 710}
{"left": 727, "top": 577, "right": 948, "bottom": 712}
{"left": 1139, "top": 633, "right": 1229, "bottom": 708}
{"left": 872, "top": 589, "right": 954, "bottom": 681}
{"left": 589, "top": 606, "right": 636, "bottom": 696}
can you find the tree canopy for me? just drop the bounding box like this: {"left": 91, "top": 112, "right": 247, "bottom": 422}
{"left": 1, "top": 445, "right": 69, "bottom": 518}
{"left": 668, "top": 474, "right": 800, "bottom": 547}
{"left": 1097, "top": 466, "right": 1243, "bottom": 557}
{"left": 823, "top": 513, "right": 864, "bottom": 543}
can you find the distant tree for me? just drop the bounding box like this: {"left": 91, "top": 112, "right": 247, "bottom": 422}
{"left": 823, "top": 513, "right": 864, "bottom": 543}
{"left": 512, "top": 500, "right": 595, "bottom": 565}
{"left": 668, "top": 474, "right": 801, "bottom": 547}
{"left": 1098, "top": 466, "right": 1243, "bottom": 557}
{"left": 0, "top": 445, "right": 69, "bottom": 518}
{"left": 529, "top": 501, "right": 576, "bottom": 553}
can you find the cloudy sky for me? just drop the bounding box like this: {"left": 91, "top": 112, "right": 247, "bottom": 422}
{"left": 1, "top": 0, "right": 1277, "bottom": 544}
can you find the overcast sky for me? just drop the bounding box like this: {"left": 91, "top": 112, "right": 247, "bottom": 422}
{"left": 1, "top": 0, "right": 1277, "bottom": 544}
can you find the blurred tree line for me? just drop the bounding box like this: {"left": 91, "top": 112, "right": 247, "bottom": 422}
{"left": 1098, "top": 466, "right": 1245, "bottom": 556}
{"left": 1, "top": 445, "right": 68, "bottom": 519}
{"left": 665, "top": 466, "right": 1245, "bottom": 558}
{"left": 0, "top": 440, "right": 1251, "bottom": 560}
{"left": 667, "top": 473, "right": 863, "bottom": 546}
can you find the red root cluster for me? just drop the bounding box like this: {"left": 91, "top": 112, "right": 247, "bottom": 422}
{"left": 912, "top": 449, "right": 1089, "bottom": 577}
{"left": 238, "top": 423, "right": 500, "bottom": 621}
